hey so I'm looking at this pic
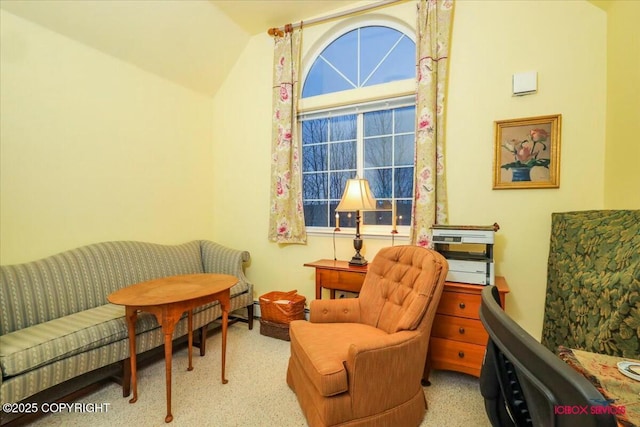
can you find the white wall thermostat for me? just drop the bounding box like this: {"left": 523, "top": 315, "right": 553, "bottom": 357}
{"left": 512, "top": 71, "right": 537, "bottom": 96}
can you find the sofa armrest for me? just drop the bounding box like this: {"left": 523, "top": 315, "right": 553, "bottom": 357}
{"left": 309, "top": 298, "right": 361, "bottom": 323}
{"left": 199, "top": 241, "right": 252, "bottom": 292}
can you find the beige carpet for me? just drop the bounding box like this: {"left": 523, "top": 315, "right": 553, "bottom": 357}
{"left": 28, "top": 323, "right": 492, "bottom": 427}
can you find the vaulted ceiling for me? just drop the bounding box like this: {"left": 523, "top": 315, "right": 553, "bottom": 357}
{"left": 0, "top": 0, "right": 359, "bottom": 96}
{"left": 0, "top": 1, "right": 607, "bottom": 96}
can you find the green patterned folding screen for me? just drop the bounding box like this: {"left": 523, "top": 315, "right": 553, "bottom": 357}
{"left": 541, "top": 210, "right": 640, "bottom": 358}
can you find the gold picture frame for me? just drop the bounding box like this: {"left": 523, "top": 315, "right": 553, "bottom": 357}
{"left": 493, "top": 114, "right": 561, "bottom": 189}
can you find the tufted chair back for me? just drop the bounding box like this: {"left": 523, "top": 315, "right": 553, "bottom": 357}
{"left": 358, "top": 245, "right": 445, "bottom": 334}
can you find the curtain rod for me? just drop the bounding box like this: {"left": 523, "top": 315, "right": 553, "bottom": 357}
{"left": 267, "top": 0, "right": 405, "bottom": 37}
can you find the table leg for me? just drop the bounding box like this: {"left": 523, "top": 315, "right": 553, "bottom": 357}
{"left": 163, "top": 324, "right": 174, "bottom": 423}
{"left": 151, "top": 312, "right": 178, "bottom": 424}
{"left": 315, "top": 274, "right": 322, "bottom": 299}
{"left": 187, "top": 310, "right": 194, "bottom": 371}
{"left": 126, "top": 307, "right": 138, "bottom": 404}
{"left": 219, "top": 290, "right": 230, "bottom": 384}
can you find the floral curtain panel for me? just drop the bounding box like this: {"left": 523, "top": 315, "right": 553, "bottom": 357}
{"left": 268, "top": 27, "right": 307, "bottom": 244}
{"left": 411, "top": 0, "right": 454, "bottom": 247}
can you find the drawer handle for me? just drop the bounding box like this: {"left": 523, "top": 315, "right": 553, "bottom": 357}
{"left": 458, "top": 351, "right": 465, "bottom": 358}
{"left": 459, "top": 302, "right": 466, "bottom": 309}
{"left": 458, "top": 327, "right": 465, "bottom": 334}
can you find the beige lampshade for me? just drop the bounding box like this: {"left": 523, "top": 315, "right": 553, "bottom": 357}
{"left": 335, "top": 178, "right": 377, "bottom": 212}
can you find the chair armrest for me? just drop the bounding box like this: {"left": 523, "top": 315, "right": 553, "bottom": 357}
{"left": 309, "top": 298, "right": 361, "bottom": 323}
{"left": 346, "top": 331, "right": 425, "bottom": 409}
{"left": 347, "top": 330, "right": 421, "bottom": 362}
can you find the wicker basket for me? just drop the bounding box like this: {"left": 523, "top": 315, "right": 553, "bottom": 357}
{"left": 259, "top": 290, "right": 306, "bottom": 324}
{"left": 259, "top": 319, "right": 291, "bottom": 341}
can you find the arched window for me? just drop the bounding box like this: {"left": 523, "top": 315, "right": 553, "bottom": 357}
{"left": 302, "top": 26, "right": 415, "bottom": 98}
{"left": 300, "top": 24, "right": 415, "bottom": 232}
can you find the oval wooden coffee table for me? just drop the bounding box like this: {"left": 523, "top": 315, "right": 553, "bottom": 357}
{"left": 108, "top": 273, "right": 238, "bottom": 423}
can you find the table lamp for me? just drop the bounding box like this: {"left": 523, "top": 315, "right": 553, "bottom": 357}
{"left": 335, "top": 178, "right": 377, "bottom": 266}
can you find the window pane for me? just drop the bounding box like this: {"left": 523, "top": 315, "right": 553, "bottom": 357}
{"left": 394, "top": 135, "right": 414, "bottom": 166}
{"left": 303, "top": 119, "right": 328, "bottom": 144}
{"left": 302, "top": 59, "right": 353, "bottom": 98}
{"left": 395, "top": 106, "right": 415, "bottom": 133}
{"left": 396, "top": 200, "right": 412, "bottom": 226}
{"left": 330, "top": 115, "right": 357, "bottom": 140}
{"left": 363, "top": 210, "right": 387, "bottom": 225}
{"left": 322, "top": 29, "right": 358, "bottom": 86}
{"left": 303, "top": 173, "right": 327, "bottom": 199}
{"left": 303, "top": 145, "right": 327, "bottom": 172}
{"left": 364, "top": 168, "right": 392, "bottom": 199}
{"left": 360, "top": 27, "right": 401, "bottom": 84}
{"left": 395, "top": 167, "right": 414, "bottom": 198}
{"left": 364, "top": 110, "right": 392, "bottom": 137}
{"left": 364, "top": 36, "right": 416, "bottom": 86}
{"left": 360, "top": 27, "right": 416, "bottom": 86}
{"left": 338, "top": 211, "right": 358, "bottom": 228}
{"left": 304, "top": 201, "right": 328, "bottom": 227}
{"left": 365, "top": 199, "right": 392, "bottom": 225}
{"left": 331, "top": 171, "right": 354, "bottom": 200}
{"left": 364, "top": 137, "right": 392, "bottom": 168}
{"left": 330, "top": 141, "right": 356, "bottom": 171}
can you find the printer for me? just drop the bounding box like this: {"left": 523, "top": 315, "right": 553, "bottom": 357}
{"left": 431, "top": 224, "right": 499, "bottom": 286}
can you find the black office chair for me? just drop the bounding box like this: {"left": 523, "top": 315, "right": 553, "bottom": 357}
{"left": 479, "top": 285, "right": 617, "bottom": 427}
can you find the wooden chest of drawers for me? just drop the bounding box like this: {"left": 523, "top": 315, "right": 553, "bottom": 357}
{"left": 427, "top": 277, "right": 509, "bottom": 378}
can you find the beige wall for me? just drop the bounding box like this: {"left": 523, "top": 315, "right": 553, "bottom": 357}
{"left": 0, "top": 11, "right": 215, "bottom": 264}
{"left": 604, "top": 0, "right": 640, "bottom": 208}
{"left": 212, "top": 0, "right": 607, "bottom": 338}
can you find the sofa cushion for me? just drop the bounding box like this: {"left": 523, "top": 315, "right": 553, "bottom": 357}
{"left": 0, "top": 303, "right": 164, "bottom": 377}
{"left": 289, "top": 320, "right": 388, "bottom": 397}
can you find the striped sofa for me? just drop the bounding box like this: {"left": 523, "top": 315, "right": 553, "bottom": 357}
{"left": 0, "top": 240, "right": 254, "bottom": 419}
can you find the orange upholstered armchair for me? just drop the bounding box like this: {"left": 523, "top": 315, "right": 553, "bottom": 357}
{"left": 287, "top": 246, "right": 449, "bottom": 427}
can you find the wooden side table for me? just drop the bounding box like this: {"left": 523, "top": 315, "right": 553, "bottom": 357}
{"left": 304, "top": 259, "right": 368, "bottom": 299}
{"left": 304, "top": 259, "right": 509, "bottom": 380}
{"left": 108, "top": 273, "right": 237, "bottom": 423}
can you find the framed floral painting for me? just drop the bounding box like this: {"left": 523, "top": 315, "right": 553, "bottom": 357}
{"left": 493, "top": 114, "right": 562, "bottom": 189}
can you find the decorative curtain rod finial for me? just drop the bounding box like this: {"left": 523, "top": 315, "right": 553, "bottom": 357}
{"left": 268, "top": 22, "right": 298, "bottom": 38}
{"left": 267, "top": 27, "right": 284, "bottom": 37}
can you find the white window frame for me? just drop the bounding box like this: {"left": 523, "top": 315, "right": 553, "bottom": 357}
{"left": 299, "top": 18, "right": 416, "bottom": 237}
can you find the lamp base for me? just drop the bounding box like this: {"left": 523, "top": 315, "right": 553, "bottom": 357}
{"left": 348, "top": 254, "right": 368, "bottom": 266}
{"left": 349, "top": 231, "right": 367, "bottom": 266}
